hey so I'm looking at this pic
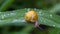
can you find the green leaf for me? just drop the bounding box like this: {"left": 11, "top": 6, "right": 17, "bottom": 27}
{"left": 0, "top": 8, "right": 60, "bottom": 28}
{"left": 0, "top": 0, "right": 14, "bottom": 11}
{"left": 48, "top": 3, "right": 60, "bottom": 14}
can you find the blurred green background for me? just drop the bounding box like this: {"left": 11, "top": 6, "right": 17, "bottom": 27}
{"left": 0, "top": 0, "right": 60, "bottom": 34}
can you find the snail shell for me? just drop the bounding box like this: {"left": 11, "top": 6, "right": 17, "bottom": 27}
{"left": 25, "top": 10, "right": 38, "bottom": 23}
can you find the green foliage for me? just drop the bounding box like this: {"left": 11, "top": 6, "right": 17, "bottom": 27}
{"left": 0, "top": 0, "right": 14, "bottom": 11}
{"left": 0, "top": 0, "right": 60, "bottom": 34}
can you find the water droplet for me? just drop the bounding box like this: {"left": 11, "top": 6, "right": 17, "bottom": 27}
{"left": 12, "top": 19, "right": 18, "bottom": 23}
{"left": 22, "top": 20, "right": 25, "bottom": 22}
{"left": 11, "top": 13, "right": 14, "bottom": 15}
{"left": 11, "top": 13, "right": 14, "bottom": 14}
{"left": 27, "top": 8, "right": 31, "bottom": 11}
{"left": 39, "top": 12, "right": 41, "bottom": 14}
{"left": 53, "top": 25, "right": 55, "bottom": 27}
{"left": 1, "top": 15, "right": 5, "bottom": 19}
{"left": 38, "top": 12, "right": 42, "bottom": 16}
{"left": 34, "top": 8, "right": 36, "bottom": 10}
{"left": 7, "top": 14, "right": 10, "bottom": 15}
{"left": 50, "top": 14, "right": 52, "bottom": 17}
{"left": 4, "top": 14, "right": 6, "bottom": 17}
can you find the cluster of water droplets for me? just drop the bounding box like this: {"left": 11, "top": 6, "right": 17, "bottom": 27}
{"left": 0, "top": 12, "right": 16, "bottom": 20}
{"left": 0, "top": 11, "right": 24, "bottom": 26}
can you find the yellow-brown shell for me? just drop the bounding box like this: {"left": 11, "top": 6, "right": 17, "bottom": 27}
{"left": 25, "top": 10, "right": 38, "bottom": 23}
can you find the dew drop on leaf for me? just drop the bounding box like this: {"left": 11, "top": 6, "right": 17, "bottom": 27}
{"left": 10, "top": 13, "right": 15, "bottom": 15}
{"left": 27, "top": 8, "right": 31, "bottom": 11}
{"left": 4, "top": 14, "right": 6, "bottom": 16}
{"left": 50, "top": 14, "right": 52, "bottom": 17}
{"left": 38, "top": 12, "right": 42, "bottom": 16}
{"left": 1, "top": 15, "right": 5, "bottom": 19}
{"left": 12, "top": 19, "right": 18, "bottom": 23}
{"left": 39, "top": 11, "right": 41, "bottom": 14}
{"left": 7, "top": 14, "right": 10, "bottom": 15}
{"left": 34, "top": 8, "right": 36, "bottom": 10}
{"left": 53, "top": 25, "right": 55, "bottom": 27}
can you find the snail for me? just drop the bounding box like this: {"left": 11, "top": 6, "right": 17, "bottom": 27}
{"left": 25, "top": 10, "right": 42, "bottom": 30}
{"left": 25, "top": 10, "right": 43, "bottom": 30}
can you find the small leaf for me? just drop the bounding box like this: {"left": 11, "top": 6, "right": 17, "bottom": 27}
{"left": 0, "top": 0, "right": 14, "bottom": 11}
